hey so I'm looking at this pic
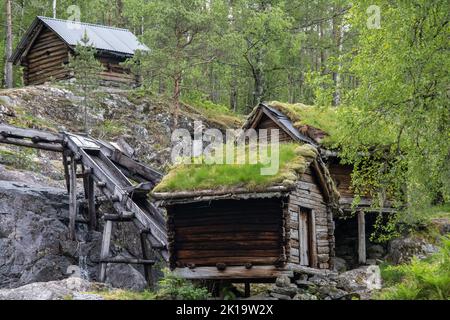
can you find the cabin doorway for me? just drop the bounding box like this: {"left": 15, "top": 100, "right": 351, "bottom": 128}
{"left": 298, "top": 207, "right": 315, "bottom": 267}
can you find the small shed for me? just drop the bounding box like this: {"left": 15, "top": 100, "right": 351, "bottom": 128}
{"left": 10, "top": 16, "right": 149, "bottom": 87}
{"left": 152, "top": 144, "right": 340, "bottom": 281}
{"left": 243, "top": 102, "right": 395, "bottom": 267}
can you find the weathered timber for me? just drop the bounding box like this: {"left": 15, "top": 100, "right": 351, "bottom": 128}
{"left": 358, "top": 211, "right": 366, "bottom": 264}
{"left": 99, "top": 220, "right": 113, "bottom": 282}
{"left": 68, "top": 157, "right": 77, "bottom": 240}
{"left": 98, "top": 258, "right": 155, "bottom": 265}
{"left": 174, "top": 266, "right": 293, "bottom": 280}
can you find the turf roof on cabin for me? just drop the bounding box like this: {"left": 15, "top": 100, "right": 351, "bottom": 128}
{"left": 249, "top": 101, "right": 340, "bottom": 147}
{"left": 152, "top": 143, "right": 319, "bottom": 194}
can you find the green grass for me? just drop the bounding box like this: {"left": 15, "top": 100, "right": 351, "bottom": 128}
{"left": 92, "top": 268, "right": 209, "bottom": 300}
{"left": 0, "top": 148, "right": 36, "bottom": 171}
{"left": 376, "top": 237, "right": 450, "bottom": 300}
{"left": 153, "top": 143, "right": 318, "bottom": 193}
{"left": 267, "top": 101, "right": 340, "bottom": 146}
{"left": 182, "top": 96, "right": 244, "bottom": 129}
{"left": 92, "top": 119, "right": 127, "bottom": 138}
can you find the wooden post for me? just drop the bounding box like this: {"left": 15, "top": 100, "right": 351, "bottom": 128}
{"left": 99, "top": 220, "right": 113, "bottom": 282}
{"left": 62, "top": 152, "right": 70, "bottom": 193}
{"left": 87, "top": 172, "right": 97, "bottom": 231}
{"left": 358, "top": 211, "right": 366, "bottom": 264}
{"left": 244, "top": 282, "right": 251, "bottom": 298}
{"left": 68, "top": 157, "right": 77, "bottom": 240}
{"left": 140, "top": 231, "right": 153, "bottom": 288}
{"left": 309, "top": 210, "right": 318, "bottom": 268}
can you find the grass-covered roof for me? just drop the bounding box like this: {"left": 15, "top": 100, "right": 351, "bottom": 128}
{"left": 153, "top": 143, "right": 319, "bottom": 195}
{"left": 266, "top": 101, "right": 340, "bottom": 146}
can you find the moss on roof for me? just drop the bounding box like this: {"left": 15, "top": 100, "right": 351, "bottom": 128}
{"left": 267, "top": 101, "right": 340, "bottom": 146}
{"left": 153, "top": 143, "right": 319, "bottom": 194}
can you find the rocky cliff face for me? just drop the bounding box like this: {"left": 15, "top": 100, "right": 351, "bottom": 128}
{"left": 0, "top": 85, "right": 236, "bottom": 291}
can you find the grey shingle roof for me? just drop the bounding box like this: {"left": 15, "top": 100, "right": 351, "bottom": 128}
{"left": 11, "top": 16, "right": 149, "bottom": 63}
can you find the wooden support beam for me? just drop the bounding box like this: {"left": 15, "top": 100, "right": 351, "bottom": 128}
{"left": 0, "top": 135, "right": 63, "bottom": 152}
{"left": 87, "top": 173, "right": 97, "bottom": 231}
{"left": 358, "top": 211, "right": 366, "bottom": 264}
{"left": 244, "top": 282, "right": 251, "bottom": 298}
{"left": 140, "top": 232, "right": 154, "bottom": 287}
{"left": 68, "top": 157, "right": 77, "bottom": 240}
{"left": 98, "top": 258, "right": 155, "bottom": 265}
{"left": 62, "top": 153, "right": 70, "bottom": 193}
{"left": 103, "top": 213, "right": 135, "bottom": 222}
{"left": 99, "top": 220, "right": 113, "bottom": 282}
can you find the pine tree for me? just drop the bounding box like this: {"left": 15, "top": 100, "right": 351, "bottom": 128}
{"left": 66, "top": 31, "right": 104, "bottom": 133}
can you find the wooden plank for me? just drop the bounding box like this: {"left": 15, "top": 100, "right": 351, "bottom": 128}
{"left": 87, "top": 172, "right": 97, "bottom": 231}
{"left": 358, "top": 211, "right": 366, "bottom": 264}
{"left": 299, "top": 209, "right": 309, "bottom": 266}
{"left": 62, "top": 152, "right": 70, "bottom": 192}
{"left": 68, "top": 157, "right": 77, "bottom": 240}
{"left": 310, "top": 210, "right": 318, "bottom": 268}
{"left": 0, "top": 124, "right": 63, "bottom": 143}
{"left": 99, "top": 220, "right": 113, "bottom": 282}
{"left": 173, "top": 266, "right": 292, "bottom": 280}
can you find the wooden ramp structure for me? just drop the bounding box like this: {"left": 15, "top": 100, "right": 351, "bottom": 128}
{"left": 0, "top": 123, "right": 167, "bottom": 284}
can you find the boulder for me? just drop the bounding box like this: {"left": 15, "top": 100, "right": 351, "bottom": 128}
{"left": 367, "top": 245, "right": 385, "bottom": 260}
{"left": 293, "top": 292, "right": 318, "bottom": 300}
{"left": 0, "top": 278, "right": 107, "bottom": 300}
{"left": 105, "top": 262, "right": 148, "bottom": 291}
{"left": 269, "top": 292, "right": 292, "bottom": 300}
{"left": 333, "top": 257, "right": 348, "bottom": 273}
{"left": 270, "top": 285, "right": 298, "bottom": 298}
{"left": 386, "top": 237, "right": 439, "bottom": 264}
{"left": 335, "top": 265, "right": 381, "bottom": 298}
{"left": 275, "top": 275, "right": 291, "bottom": 288}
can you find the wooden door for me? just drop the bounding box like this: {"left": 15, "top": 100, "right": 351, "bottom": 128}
{"left": 299, "top": 207, "right": 313, "bottom": 266}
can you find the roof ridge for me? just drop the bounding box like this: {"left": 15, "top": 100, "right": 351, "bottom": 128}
{"left": 37, "top": 16, "right": 130, "bottom": 32}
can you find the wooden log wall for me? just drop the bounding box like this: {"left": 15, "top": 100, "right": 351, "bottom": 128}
{"left": 168, "top": 198, "right": 286, "bottom": 268}
{"left": 288, "top": 168, "right": 335, "bottom": 269}
{"left": 97, "top": 57, "right": 139, "bottom": 87}
{"left": 254, "top": 114, "right": 294, "bottom": 142}
{"left": 328, "top": 163, "right": 354, "bottom": 199}
{"left": 21, "top": 27, "right": 139, "bottom": 87}
{"left": 23, "top": 27, "right": 70, "bottom": 85}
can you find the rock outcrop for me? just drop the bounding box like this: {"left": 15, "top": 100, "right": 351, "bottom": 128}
{"left": 266, "top": 265, "right": 381, "bottom": 301}
{"left": 0, "top": 277, "right": 107, "bottom": 300}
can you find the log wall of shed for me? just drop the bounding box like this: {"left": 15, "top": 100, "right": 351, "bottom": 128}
{"left": 20, "top": 27, "right": 139, "bottom": 87}
{"left": 254, "top": 114, "right": 295, "bottom": 142}
{"left": 328, "top": 162, "right": 354, "bottom": 199}
{"left": 288, "top": 168, "right": 335, "bottom": 269}
{"left": 167, "top": 198, "right": 287, "bottom": 269}
{"left": 23, "top": 27, "right": 70, "bottom": 85}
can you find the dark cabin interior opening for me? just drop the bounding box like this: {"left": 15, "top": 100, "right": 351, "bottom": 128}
{"left": 169, "top": 197, "right": 285, "bottom": 268}
{"left": 334, "top": 212, "right": 388, "bottom": 268}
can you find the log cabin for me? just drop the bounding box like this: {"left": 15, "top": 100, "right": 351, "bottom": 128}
{"left": 242, "top": 102, "right": 395, "bottom": 267}
{"left": 152, "top": 144, "right": 340, "bottom": 281}
{"left": 10, "top": 16, "right": 149, "bottom": 87}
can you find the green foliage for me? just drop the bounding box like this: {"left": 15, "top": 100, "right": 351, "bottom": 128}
{"left": 0, "top": 148, "right": 36, "bottom": 171}
{"left": 66, "top": 31, "right": 105, "bottom": 133}
{"left": 156, "top": 268, "right": 210, "bottom": 300}
{"left": 92, "top": 120, "right": 127, "bottom": 138}
{"left": 182, "top": 92, "right": 243, "bottom": 128}
{"left": 376, "top": 237, "right": 450, "bottom": 300}
{"left": 153, "top": 143, "right": 318, "bottom": 192}
{"left": 97, "top": 289, "right": 156, "bottom": 300}
{"left": 334, "top": 0, "right": 450, "bottom": 212}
